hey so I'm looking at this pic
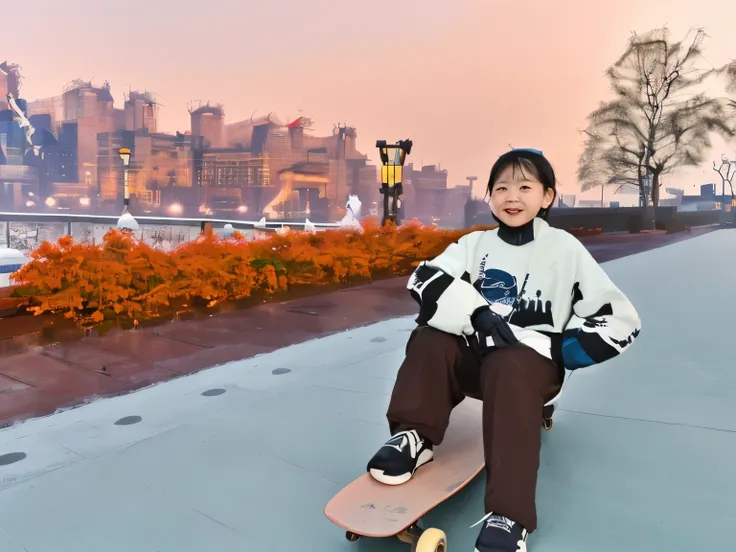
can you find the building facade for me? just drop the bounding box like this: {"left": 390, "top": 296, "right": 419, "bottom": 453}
{"left": 3, "top": 63, "right": 455, "bottom": 222}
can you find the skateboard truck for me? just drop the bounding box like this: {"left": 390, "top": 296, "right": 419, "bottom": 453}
{"left": 396, "top": 523, "right": 423, "bottom": 545}
{"left": 345, "top": 524, "right": 422, "bottom": 544}
{"left": 542, "top": 404, "right": 555, "bottom": 431}
{"left": 347, "top": 522, "right": 447, "bottom": 551}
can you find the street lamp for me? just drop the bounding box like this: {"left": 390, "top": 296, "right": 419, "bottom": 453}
{"left": 376, "top": 138, "right": 412, "bottom": 226}
{"left": 117, "top": 147, "right": 138, "bottom": 231}
{"left": 119, "top": 148, "right": 131, "bottom": 210}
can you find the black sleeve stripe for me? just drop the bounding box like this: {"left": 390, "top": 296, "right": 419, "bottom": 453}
{"left": 571, "top": 282, "right": 583, "bottom": 305}
{"left": 589, "top": 303, "right": 613, "bottom": 318}
{"left": 415, "top": 302, "right": 436, "bottom": 326}
{"left": 420, "top": 271, "right": 454, "bottom": 309}
{"left": 408, "top": 266, "right": 454, "bottom": 326}
{"left": 461, "top": 271, "right": 471, "bottom": 283}
{"left": 409, "top": 289, "right": 421, "bottom": 306}
{"left": 571, "top": 281, "right": 613, "bottom": 321}
{"left": 611, "top": 328, "right": 640, "bottom": 348}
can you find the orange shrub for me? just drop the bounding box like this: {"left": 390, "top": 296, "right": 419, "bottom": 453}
{"left": 10, "top": 218, "right": 500, "bottom": 323}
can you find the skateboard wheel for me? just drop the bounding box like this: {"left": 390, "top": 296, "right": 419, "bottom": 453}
{"left": 414, "top": 527, "right": 446, "bottom": 552}
{"left": 345, "top": 531, "right": 361, "bottom": 542}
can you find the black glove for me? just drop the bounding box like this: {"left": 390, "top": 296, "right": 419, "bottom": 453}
{"left": 470, "top": 306, "right": 519, "bottom": 347}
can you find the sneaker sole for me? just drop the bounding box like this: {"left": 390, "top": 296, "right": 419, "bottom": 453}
{"left": 369, "top": 468, "right": 413, "bottom": 485}
{"left": 368, "top": 449, "right": 434, "bottom": 485}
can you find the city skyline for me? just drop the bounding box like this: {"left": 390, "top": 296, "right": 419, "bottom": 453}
{"left": 2, "top": 66, "right": 471, "bottom": 224}
{"left": 5, "top": 0, "right": 736, "bottom": 202}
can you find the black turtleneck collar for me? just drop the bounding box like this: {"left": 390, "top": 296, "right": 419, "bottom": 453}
{"left": 492, "top": 213, "right": 536, "bottom": 246}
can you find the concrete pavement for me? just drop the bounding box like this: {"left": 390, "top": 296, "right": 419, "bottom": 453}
{"left": 0, "top": 226, "right": 734, "bottom": 551}
{"left": 0, "top": 226, "right": 716, "bottom": 428}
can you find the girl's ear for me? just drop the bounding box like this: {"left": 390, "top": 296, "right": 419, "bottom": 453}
{"left": 543, "top": 187, "right": 555, "bottom": 208}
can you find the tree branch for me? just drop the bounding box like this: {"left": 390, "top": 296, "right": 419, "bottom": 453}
{"left": 577, "top": 26, "right": 736, "bottom": 205}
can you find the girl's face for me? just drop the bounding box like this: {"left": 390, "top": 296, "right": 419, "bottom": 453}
{"left": 489, "top": 164, "right": 555, "bottom": 227}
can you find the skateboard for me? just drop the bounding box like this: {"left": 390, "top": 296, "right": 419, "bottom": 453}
{"left": 324, "top": 399, "right": 484, "bottom": 551}
{"left": 325, "top": 400, "right": 558, "bottom": 551}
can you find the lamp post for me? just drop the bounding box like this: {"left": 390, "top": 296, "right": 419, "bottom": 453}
{"left": 376, "top": 139, "right": 412, "bottom": 226}
{"left": 119, "top": 148, "right": 131, "bottom": 211}
{"left": 117, "top": 147, "right": 138, "bottom": 231}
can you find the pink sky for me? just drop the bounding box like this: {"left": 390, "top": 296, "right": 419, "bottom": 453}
{"left": 5, "top": 0, "right": 736, "bottom": 201}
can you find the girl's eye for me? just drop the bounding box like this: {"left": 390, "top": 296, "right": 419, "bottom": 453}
{"left": 495, "top": 187, "right": 506, "bottom": 192}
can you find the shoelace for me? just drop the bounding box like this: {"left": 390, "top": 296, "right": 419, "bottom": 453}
{"left": 470, "top": 513, "right": 528, "bottom": 550}
{"left": 385, "top": 430, "right": 421, "bottom": 456}
{"left": 469, "top": 512, "right": 497, "bottom": 529}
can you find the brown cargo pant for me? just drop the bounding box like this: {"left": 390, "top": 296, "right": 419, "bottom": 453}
{"left": 386, "top": 325, "right": 563, "bottom": 533}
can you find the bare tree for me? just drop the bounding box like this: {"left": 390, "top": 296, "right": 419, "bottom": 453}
{"left": 577, "top": 27, "right": 736, "bottom": 226}
{"left": 713, "top": 154, "right": 736, "bottom": 205}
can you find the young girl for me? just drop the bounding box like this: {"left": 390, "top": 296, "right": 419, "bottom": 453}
{"left": 366, "top": 148, "right": 641, "bottom": 552}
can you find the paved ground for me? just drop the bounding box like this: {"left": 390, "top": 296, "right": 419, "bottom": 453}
{"left": 0, "top": 226, "right": 718, "bottom": 428}
{"left": 0, "top": 226, "right": 734, "bottom": 551}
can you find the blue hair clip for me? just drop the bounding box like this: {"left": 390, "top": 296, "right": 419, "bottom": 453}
{"left": 512, "top": 147, "right": 543, "bottom": 155}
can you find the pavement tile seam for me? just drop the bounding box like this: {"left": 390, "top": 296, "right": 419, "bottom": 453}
{"left": 39, "top": 350, "right": 115, "bottom": 377}
{"left": 310, "top": 383, "right": 392, "bottom": 397}
{"left": 557, "top": 408, "right": 736, "bottom": 435}
{"left": 0, "top": 372, "right": 37, "bottom": 389}
{"left": 150, "top": 330, "right": 218, "bottom": 349}
{"left": 0, "top": 525, "right": 28, "bottom": 552}
{"left": 0, "top": 455, "right": 86, "bottom": 494}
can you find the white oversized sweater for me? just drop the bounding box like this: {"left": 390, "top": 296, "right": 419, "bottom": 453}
{"left": 407, "top": 218, "right": 641, "bottom": 369}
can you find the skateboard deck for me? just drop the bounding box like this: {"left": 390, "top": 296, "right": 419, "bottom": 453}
{"left": 324, "top": 398, "right": 484, "bottom": 545}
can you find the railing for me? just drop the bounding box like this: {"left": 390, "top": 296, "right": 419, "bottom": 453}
{"left": 669, "top": 209, "right": 728, "bottom": 228}
{"left": 0, "top": 211, "right": 340, "bottom": 229}
{"left": 0, "top": 212, "right": 342, "bottom": 255}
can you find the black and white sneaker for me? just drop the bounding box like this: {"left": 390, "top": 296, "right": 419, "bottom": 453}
{"left": 471, "top": 512, "right": 528, "bottom": 552}
{"left": 366, "top": 429, "right": 434, "bottom": 485}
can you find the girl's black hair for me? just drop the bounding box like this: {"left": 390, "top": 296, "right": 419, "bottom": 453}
{"left": 486, "top": 149, "right": 558, "bottom": 220}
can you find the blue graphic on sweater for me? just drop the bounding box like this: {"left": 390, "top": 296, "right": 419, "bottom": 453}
{"left": 561, "top": 329, "right": 596, "bottom": 369}
{"left": 479, "top": 269, "right": 518, "bottom": 306}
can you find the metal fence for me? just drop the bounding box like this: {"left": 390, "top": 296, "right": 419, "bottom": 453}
{"left": 0, "top": 212, "right": 339, "bottom": 254}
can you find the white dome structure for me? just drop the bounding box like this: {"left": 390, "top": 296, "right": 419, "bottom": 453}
{"left": 221, "top": 223, "right": 235, "bottom": 237}
{"left": 0, "top": 248, "right": 28, "bottom": 288}
{"left": 117, "top": 212, "right": 139, "bottom": 231}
